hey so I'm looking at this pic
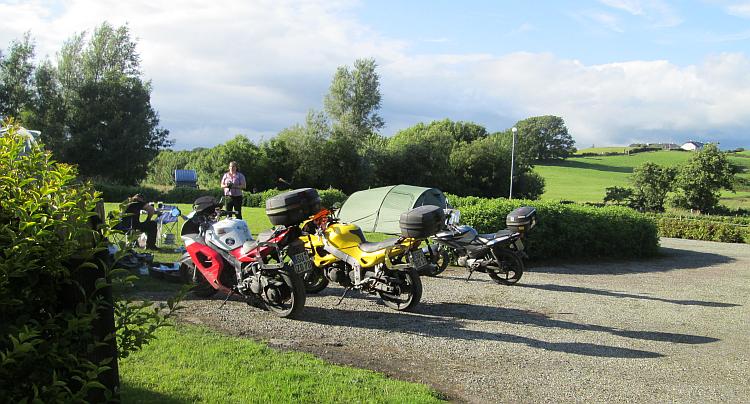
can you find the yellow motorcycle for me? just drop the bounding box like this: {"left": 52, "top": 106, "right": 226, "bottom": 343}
{"left": 300, "top": 205, "right": 444, "bottom": 311}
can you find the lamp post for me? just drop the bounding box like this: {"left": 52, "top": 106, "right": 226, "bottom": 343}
{"left": 509, "top": 126, "right": 517, "bottom": 199}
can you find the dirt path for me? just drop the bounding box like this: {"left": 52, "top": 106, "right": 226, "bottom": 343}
{"left": 174, "top": 238, "right": 750, "bottom": 403}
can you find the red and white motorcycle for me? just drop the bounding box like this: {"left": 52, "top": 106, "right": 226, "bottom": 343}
{"left": 179, "top": 195, "right": 310, "bottom": 319}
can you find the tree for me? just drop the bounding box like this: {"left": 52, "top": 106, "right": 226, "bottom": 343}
{"left": 59, "top": 23, "right": 172, "bottom": 184}
{"left": 671, "top": 144, "right": 737, "bottom": 213}
{"left": 379, "top": 120, "right": 458, "bottom": 189}
{"left": 324, "top": 58, "right": 384, "bottom": 143}
{"left": 629, "top": 162, "right": 677, "bottom": 212}
{"left": 513, "top": 115, "right": 576, "bottom": 160}
{"left": 24, "top": 60, "right": 67, "bottom": 151}
{"left": 0, "top": 33, "right": 36, "bottom": 118}
{"left": 603, "top": 186, "right": 633, "bottom": 206}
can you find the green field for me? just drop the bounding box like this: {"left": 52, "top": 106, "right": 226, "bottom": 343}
{"left": 535, "top": 150, "right": 750, "bottom": 208}
{"left": 575, "top": 146, "right": 634, "bottom": 155}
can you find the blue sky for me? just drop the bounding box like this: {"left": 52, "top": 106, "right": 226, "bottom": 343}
{"left": 1, "top": 0, "right": 749, "bottom": 149}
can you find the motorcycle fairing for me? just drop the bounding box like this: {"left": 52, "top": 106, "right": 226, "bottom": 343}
{"left": 185, "top": 239, "right": 228, "bottom": 292}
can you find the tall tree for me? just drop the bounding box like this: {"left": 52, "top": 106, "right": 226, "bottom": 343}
{"left": 0, "top": 33, "right": 36, "bottom": 118}
{"left": 514, "top": 115, "right": 576, "bottom": 160}
{"left": 25, "top": 60, "right": 67, "bottom": 151}
{"left": 323, "top": 58, "right": 384, "bottom": 143}
{"left": 671, "top": 144, "right": 737, "bottom": 213}
{"left": 53, "top": 23, "right": 172, "bottom": 184}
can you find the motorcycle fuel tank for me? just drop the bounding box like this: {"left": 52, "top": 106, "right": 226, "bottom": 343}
{"left": 206, "top": 218, "right": 253, "bottom": 251}
{"left": 434, "top": 225, "right": 477, "bottom": 243}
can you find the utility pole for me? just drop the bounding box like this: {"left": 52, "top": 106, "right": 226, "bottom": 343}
{"left": 510, "top": 127, "right": 517, "bottom": 199}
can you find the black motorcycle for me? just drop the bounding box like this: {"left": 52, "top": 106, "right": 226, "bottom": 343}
{"left": 421, "top": 206, "right": 536, "bottom": 285}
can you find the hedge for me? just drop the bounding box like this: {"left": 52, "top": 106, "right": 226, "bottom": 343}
{"left": 656, "top": 217, "right": 749, "bottom": 243}
{"left": 456, "top": 198, "right": 660, "bottom": 260}
{"left": 95, "top": 183, "right": 347, "bottom": 209}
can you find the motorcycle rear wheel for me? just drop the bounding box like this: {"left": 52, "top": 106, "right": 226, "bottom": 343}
{"left": 179, "top": 256, "right": 217, "bottom": 297}
{"left": 378, "top": 267, "right": 422, "bottom": 312}
{"left": 302, "top": 269, "right": 329, "bottom": 294}
{"left": 263, "top": 268, "right": 306, "bottom": 319}
{"left": 486, "top": 248, "right": 524, "bottom": 285}
{"left": 419, "top": 246, "right": 450, "bottom": 277}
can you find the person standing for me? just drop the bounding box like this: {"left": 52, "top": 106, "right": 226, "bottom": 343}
{"left": 221, "top": 161, "right": 246, "bottom": 219}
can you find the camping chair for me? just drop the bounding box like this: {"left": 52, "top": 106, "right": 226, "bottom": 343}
{"left": 156, "top": 205, "right": 183, "bottom": 247}
{"left": 108, "top": 211, "right": 142, "bottom": 248}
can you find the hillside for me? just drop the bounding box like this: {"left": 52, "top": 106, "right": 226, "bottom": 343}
{"left": 535, "top": 150, "right": 750, "bottom": 208}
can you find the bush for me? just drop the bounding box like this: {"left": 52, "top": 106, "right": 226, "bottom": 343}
{"left": 1, "top": 125, "right": 181, "bottom": 401}
{"left": 655, "top": 217, "right": 749, "bottom": 243}
{"left": 319, "top": 187, "right": 347, "bottom": 208}
{"left": 457, "top": 198, "right": 659, "bottom": 260}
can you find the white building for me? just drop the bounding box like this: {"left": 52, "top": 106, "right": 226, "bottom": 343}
{"left": 681, "top": 141, "right": 704, "bottom": 151}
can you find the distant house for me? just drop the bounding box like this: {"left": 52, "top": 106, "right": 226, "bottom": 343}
{"left": 681, "top": 141, "right": 704, "bottom": 151}
{"left": 662, "top": 143, "right": 680, "bottom": 150}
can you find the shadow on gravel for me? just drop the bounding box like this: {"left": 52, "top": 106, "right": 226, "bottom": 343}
{"left": 529, "top": 247, "right": 734, "bottom": 275}
{"left": 419, "top": 303, "right": 720, "bottom": 345}
{"left": 518, "top": 284, "right": 741, "bottom": 308}
{"left": 301, "top": 306, "right": 667, "bottom": 358}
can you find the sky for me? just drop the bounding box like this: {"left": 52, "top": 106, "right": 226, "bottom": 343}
{"left": 1, "top": 0, "right": 749, "bottom": 150}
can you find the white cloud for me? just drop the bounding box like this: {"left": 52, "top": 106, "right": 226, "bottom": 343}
{"left": 726, "top": 2, "right": 750, "bottom": 17}
{"left": 1, "top": 0, "right": 748, "bottom": 150}
{"left": 597, "top": 0, "right": 682, "bottom": 27}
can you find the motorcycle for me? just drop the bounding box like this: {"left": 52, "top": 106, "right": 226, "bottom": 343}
{"left": 179, "top": 195, "right": 308, "bottom": 319}
{"left": 422, "top": 206, "right": 536, "bottom": 285}
{"left": 299, "top": 205, "right": 444, "bottom": 311}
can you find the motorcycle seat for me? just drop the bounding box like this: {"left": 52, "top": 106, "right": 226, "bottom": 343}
{"left": 358, "top": 237, "right": 400, "bottom": 253}
{"left": 240, "top": 230, "right": 276, "bottom": 255}
{"left": 476, "top": 229, "right": 515, "bottom": 244}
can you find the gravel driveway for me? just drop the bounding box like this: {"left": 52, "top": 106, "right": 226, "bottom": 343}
{"left": 173, "top": 238, "right": 750, "bottom": 403}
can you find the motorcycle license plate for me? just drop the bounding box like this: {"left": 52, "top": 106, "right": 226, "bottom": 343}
{"left": 292, "top": 252, "right": 313, "bottom": 274}
{"left": 410, "top": 250, "right": 429, "bottom": 269}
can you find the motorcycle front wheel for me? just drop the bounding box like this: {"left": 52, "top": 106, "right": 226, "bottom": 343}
{"left": 262, "top": 267, "right": 306, "bottom": 319}
{"left": 378, "top": 267, "right": 422, "bottom": 312}
{"left": 302, "top": 268, "right": 329, "bottom": 294}
{"left": 179, "top": 255, "right": 217, "bottom": 297}
{"left": 486, "top": 247, "right": 524, "bottom": 285}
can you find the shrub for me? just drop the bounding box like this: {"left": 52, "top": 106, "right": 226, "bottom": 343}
{"left": 1, "top": 125, "right": 181, "bottom": 401}
{"left": 319, "top": 187, "right": 347, "bottom": 208}
{"left": 457, "top": 198, "right": 659, "bottom": 260}
{"left": 242, "top": 187, "right": 347, "bottom": 209}
{"left": 655, "top": 217, "right": 748, "bottom": 243}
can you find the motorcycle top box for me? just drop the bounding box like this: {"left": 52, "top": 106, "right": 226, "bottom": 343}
{"left": 506, "top": 206, "right": 537, "bottom": 233}
{"left": 266, "top": 188, "right": 322, "bottom": 226}
{"left": 399, "top": 205, "right": 445, "bottom": 238}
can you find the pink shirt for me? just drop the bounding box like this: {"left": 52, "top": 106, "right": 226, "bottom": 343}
{"left": 221, "top": 172, "right": 246, "bottom": 196}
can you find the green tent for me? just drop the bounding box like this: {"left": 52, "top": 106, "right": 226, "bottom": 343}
{"left": 338, "top": 185, "right": 447, "bottom": 234}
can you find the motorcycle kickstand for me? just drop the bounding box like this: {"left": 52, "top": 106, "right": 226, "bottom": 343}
{"left": 466, "top": 268, "right": 475, "bottom": 282}
{"left": 335, "top": 287, "right": 352, "bottom": 306}
{"left": 218, "top": 290, "right": 236, "bottom": 310}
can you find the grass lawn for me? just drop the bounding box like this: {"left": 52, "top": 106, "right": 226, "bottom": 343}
{"left": 120, "top": 325, "right": 444, "bottom": 403}
{"left": 535, "top": 150, "right": 750, "bottom": 208}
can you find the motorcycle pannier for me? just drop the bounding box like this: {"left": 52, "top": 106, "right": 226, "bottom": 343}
{"left": 399, "top": 205, "right": 445, "bottom": 238}
{"left": 506, "top": 206, "right": 537, "bottom": 233}
{"left": 265, "top": 188, "right": 322, "bottom": 226}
